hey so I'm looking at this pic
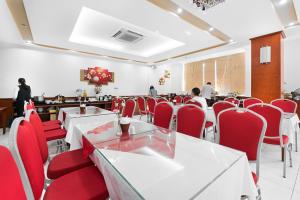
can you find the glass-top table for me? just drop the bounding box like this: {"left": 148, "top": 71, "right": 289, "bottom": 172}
{"left": 80, "top": 120, "right": 257, "bottom": 200}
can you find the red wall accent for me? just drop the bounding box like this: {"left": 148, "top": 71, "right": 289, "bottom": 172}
{"left": 251, "top": 32, "right": 284, "bottom": 103}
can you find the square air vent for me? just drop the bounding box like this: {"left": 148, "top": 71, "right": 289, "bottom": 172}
{"left": 112, "top": 28, "right": 144, "bottom": 43}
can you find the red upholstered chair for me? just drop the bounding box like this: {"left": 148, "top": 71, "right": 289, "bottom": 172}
{"left": 157, "top": 98, "right": 168, "bottom": 103}
{"left": 147, "top": 97, "right": 156, "bottom": 122}
{"left": 9, "top": 117, "right": 109, "bottom": 200}
{"left": 271, "top": 99, "right": 297, "bottom": 113}
{"left": 24, "top": 100, "right": 61, "bottom": 128}
{"left": 25, "top": 109, "right": 93, "bottom": 179}
{"left": 243, "top": 98, "right": 263, "bottom": 108}
{"left": 248, "top": 103, "right": 293, "bottom": 178}
{"left": 122, "top": 99, "right": 136, "bottom": 118}
{"left": 212, "top": 101, "right": 236, "bottom": 119}
{"left": 137, "top": 96, "right": 148, "bottom": 119}
{"left": 153, "top": 102, "right": 174, "bottom": 129}
{"left": 183, "top": 96, "right": 192, "bottom": 104}
{"left": 186, "top": 100, "right": 214, "bottom": 138}
{"left": 217, "top": 108, "right": 266, "bottom": 197}
{"left": 176, "top": 105, "right": 206, "bottom": 138}
{"left": 174, "top": 96, "right": 182, "bottom": 104}
{"left": 0, "top": 146, "right": 27, "bottom": 200}
{"left": 224, "top": 97, "right": 239, "bottom": 106}
{"left": 111, "top": 97, "right": 125, "bottom": 113}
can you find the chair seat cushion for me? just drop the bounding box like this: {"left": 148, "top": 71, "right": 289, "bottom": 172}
{"left": 263, "top": 135, "right": 289, "bottom": 145}
{"left": 252, "top": 172, "right": 258, "bottom": 185}
{"left": 44, "top": 124, "right": 61, "bottom": 132}
{"left": 44, "top": 166, "right": 108, "bottom": 200}
{"left": 42, "top": 120, "right": 61, "bottom": 126}
{"left": 45, "top": 129, "right": 67, "bottom": 141}
{"left": 47, "top": 149, "right": 93, "bottom": 179}
{"left": 205, "top": 121, "right": 214, "bottom": 128}
{"left": 140, "top": 110, "right": 148, "bottom": 115}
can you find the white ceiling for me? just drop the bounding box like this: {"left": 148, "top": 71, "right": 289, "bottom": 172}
{"left": 1, "top": 0, "right": 299, "bottom": 64}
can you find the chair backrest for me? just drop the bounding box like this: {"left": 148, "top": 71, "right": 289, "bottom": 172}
{"left": 9, "top": 118, "right": 44, "bottom": 200}
{"left": 0, "top": 146, "right": 27, "bottom": 200}
{"left": 25, "top": 110, "right": 49, "bottom": 163}
{"left": 157, "top": 98, "right": 168, "bottom": 103}
{"left": 174, "top": 96, "right": 182, "bottom": 104}
{"left": 122, "top": 99, "right": 136, "bottom": 118}
{"left": 111, "top": 98, "right": 125, "bottom": 112}
{"left": 153, "top": 102, "right": 174, "bottom": 129}
{"left": 177, "top": 105, "right": 206, "bottom": 138}
{"left": 212, "top": 101, "right": 236, "bottom": 119}
{"left": 271, "top": 99, "right": 297, "bottom": 113}
{"left": 224, "top": 97, "right": 239, "bottom": 105}
{"left": 183, "top": 96, "right": 192, "bottom": 103}
{"left": 248, "top": 103, "right": 284, "bottom": 144}
{"left": 243, "top": 98, "right": 263, "bottom": 108}
{"left": 137, "top": 96, "right": 146, "bottom": 112}
{"left": 186, "top": 100, "right": 202, "bottom": 108}
{"left": 217, "top": 108, "right": 266, "bottom": 180}
{"left": 147, "top": 97, "right": 156, "bottom": 114}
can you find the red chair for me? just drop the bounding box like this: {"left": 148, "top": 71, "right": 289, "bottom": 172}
{"left": 24, "top": 100, "right": 61, "bottom": 130}
{"left": 217, "top": 108, "right": 266, "bottom": 197}
{"left": 25, "top": 109, "right": 93, "bottom": 179}
{"left": 153, "top": 102, "right": 174, "bottom": 129}
{"left": 137, "top": 96, "right": 148, "bottom": 119}
{"left": 177, "top": 105, "right": 206, "bottom": 138}
{"left": 186, "top": 100, "right": 214, "bottom": 138}
{"left": 213, "top": 101, "right": 236, "bottom": 119}
{"left": 9, "top": 117, "right": 109, "bottom": 200}
{"left": 0, "top": 146, "right": 27, "bottom": 200}
{"left": 271, "top": 99, "right": 297, "bottom": 113}
{"left": 248, "top": 103, "right": 293, "bottom": 178}
{"left": 157, "top": 98, "right": 168, "bottom": 103}
{"left": 224, "top": 97, "right": 239, "bottom": 105}
{"left": 122, "top": 99, "right": 136, "bottom": 118}
{"left": 174, "top": 96, "right": 182, "bottom": 104}
{"left": 111, "top": 97, "right": 125, "bottom": 113}
{"left": 243, "top": 98, "right": 263, "bottom": 108}
{"left": 183, "top": 96, "right": 192, "bottom": 103}
{"left": 147, "top": 97, "right": 156, "bottom": 122}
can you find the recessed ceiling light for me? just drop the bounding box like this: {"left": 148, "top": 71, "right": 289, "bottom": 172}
{"left": 288, "top": 22, "right": 296, "bottom": 26}
{"left": 208, "top": 27, "right": 214, "bottom": 32}
{"left": 229, "top": 39, "right": 234, "bottom": 43}
{"left": 177, "top": 8, "right": 183, "bottom": 14}
{"left": 69, "top": 50, "right": 76, "bottom": 53}
{"left": 169, "top": 11, "right": 179, "bottom": 18}
{"left": 185, "top": 31, "right": 192, "bottom": 35}
{"left": 278, "top": 0, "right": 288, "bottom": 5}
{"left": 25, "top": 40, "right": 32, "bottom": 45}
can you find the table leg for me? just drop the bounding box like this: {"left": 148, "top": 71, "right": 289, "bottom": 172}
{"left": 281, "top": 147, "right": 284, "bottom": 161}
{"left": 3, "top": 127, "right": 6, "bottom": 134}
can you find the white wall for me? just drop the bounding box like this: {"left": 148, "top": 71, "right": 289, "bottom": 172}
{"left": 0, "top": 45, "right": 153, "bottom": 98}
{"left": 284, "top": 36, "right": 300, "bottom": 93}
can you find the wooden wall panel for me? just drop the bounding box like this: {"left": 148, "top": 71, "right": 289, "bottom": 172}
{"left": 251, "top": 32, "right": 283, "bottom": 103}
{"left": 203, "top": 59, "right": 215, "bottom": 87}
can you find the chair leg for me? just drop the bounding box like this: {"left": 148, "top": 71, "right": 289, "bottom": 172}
{"left": 283, "top": 145, "right": 287, "bottom": 178}
{"left": 295, "top": 128, "right": 298, "bottom": 152}
{"left": 288, "top": 143, "right": 293, "bottom": 167}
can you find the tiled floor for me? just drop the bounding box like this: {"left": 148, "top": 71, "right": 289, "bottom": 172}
{"left": 1, "top": 120, "right": 300, "bottom": 200}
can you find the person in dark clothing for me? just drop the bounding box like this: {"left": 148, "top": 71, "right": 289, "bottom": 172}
{"left": 13, "top": 78, "right": 31, "bottom": 117}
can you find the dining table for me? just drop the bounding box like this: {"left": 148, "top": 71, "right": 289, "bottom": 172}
{"left": 282, "top": 112, "right": 300, "bottom": 151}
{"left": 74, "top": 118, "right": 258, "bottom": 200}
{"left": 57, "top": 106, "right": 118, "bottom": 149}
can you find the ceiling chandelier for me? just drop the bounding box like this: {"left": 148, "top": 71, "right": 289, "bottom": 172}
{"left": 191, "top": 0, "right": 225, "bottom": 11}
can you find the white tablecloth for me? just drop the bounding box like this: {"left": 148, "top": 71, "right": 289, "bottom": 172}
{"left": 282, "top": 113, "right": 300, "bottom": 145}
{"left": 58, "top": 106, "right": 117, "bottom": 149}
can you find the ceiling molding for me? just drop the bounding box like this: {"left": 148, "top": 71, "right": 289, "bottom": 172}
{"left": 147, "top": 0, "right": 231, "bottom": 42}
{"left": 6, "top": 0, "right": 32, "bottom": 41}
{"left": 6, "top": 0, "right": 232, "bottom": 65}
{"left": 270, "top": 0, "right": 299, "bottom": 28}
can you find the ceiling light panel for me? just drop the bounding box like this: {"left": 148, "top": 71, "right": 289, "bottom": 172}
{"left": 69, "top": 7, "right": 184, "bottom": 57}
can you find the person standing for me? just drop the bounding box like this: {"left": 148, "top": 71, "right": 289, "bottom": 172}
{"left": 149, "top": 85, "right": 158, "bottom": 97}
{"left": 13, "top": 78, "right": 31, "bottom": 117}
{"left": 191, "top": 87, "right": 208, "bottom": 112}
{"left": 201, "top": 82, "right": 215, "bottom": 106}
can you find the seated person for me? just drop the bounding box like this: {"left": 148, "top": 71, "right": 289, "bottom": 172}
{"left": 191, "top": 87, "right": 208, "bottom": 112}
